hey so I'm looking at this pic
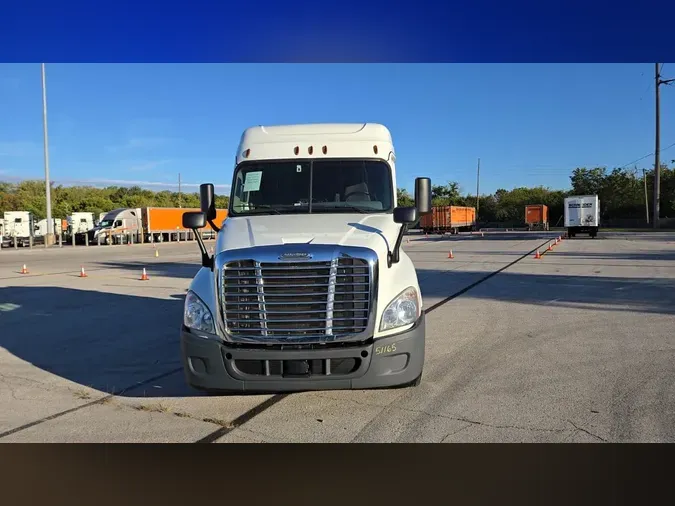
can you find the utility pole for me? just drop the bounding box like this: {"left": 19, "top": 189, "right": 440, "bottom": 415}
{"left": 178, "top": 173, "right": 182, "bottom": 208}
{"left": 654, "top": 63, "right": 675, "bottom": 229}
{"left": 476, "top": 158, "right": 480, "bottom": 214}
{"left": 642, "top": 168, "right": 650, "bottom": 224}
{"left": 41, "top": 63, "right": 54, "bottom": 245}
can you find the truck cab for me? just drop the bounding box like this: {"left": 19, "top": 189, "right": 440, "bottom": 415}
{"left": 180, "top": 123, "right": 431, "bottom": 393}
{"left": 88, "top": 208, "right": 142, "bottom": 245}
{"left": 1, "top": 211, "right": 35, "bottom": 248}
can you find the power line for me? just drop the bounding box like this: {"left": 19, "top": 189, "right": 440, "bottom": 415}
{"left": 618, "top": 141, "right": 675, "bottom": 169}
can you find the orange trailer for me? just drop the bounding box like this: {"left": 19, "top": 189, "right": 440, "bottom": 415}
{"left": 420, "top": 205, "right": 476, "bottom": 234}
{"left": 525, "top": 204, "right": 549, "bottom": 231}
{"left": 142, "top": 207, "right": 228, "bottom": 242}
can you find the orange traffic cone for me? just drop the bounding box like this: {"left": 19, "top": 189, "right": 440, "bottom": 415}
{"left": 534, "top": 249, "right": 541, "bottom": 259}
{"left": 448, "top": 250, "right": 454, "bottom": 259}
{"left": 140, "top": 268, "right": 150, "bottom": 281}
{"left": 79, "top": 266, "right": 88, "bottom": 278}
{"left": 547, "top": 241, "right": 554, "bottom": 252}
{"left": 20, "top": 264, "right": 29, "bottom": 274}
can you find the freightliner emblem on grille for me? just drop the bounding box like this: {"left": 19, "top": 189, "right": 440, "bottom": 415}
{"left": 278, "top": 252, "right": 313, "bottom": 260}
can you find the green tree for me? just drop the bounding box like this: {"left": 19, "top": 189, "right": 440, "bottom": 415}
{"left": 397, "top": 188, "right": 414, "bottom": 207}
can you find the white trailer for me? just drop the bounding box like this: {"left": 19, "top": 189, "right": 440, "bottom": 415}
{"left": 180, "top": 123, "right": 432, "bottom": 394}
{"left": 564, "top": 195, "right": 600, "bottom": 238}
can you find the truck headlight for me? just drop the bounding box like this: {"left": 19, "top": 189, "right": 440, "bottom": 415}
{"left": 184, "top": 291, "right": 215, "bottom": 334}
{"left": 380, "top": 286, "right": 421, "bottom": 332}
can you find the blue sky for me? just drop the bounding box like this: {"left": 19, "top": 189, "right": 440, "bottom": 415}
{"left": 0, "top": 63, "right": 673, "bottom": 196}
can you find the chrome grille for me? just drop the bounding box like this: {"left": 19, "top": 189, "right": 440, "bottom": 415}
{"left": 220, "top": 256, "right": 371, "bottom": 342}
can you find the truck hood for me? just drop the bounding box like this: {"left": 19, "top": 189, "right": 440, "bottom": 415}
{"left": 219, "top": 213, "right": 400, "bottom": 257}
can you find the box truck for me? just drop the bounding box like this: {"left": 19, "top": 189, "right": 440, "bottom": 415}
{"left": 180, "top": 123, "right": 431, "bottom": 393}
{"left": 525, "top": 204, "right": 549, "bottom": 231}
{"left": 564, "top": 195, "right": 600, "bottom": 238}
{"left": 419, "top": 205, "right": 476, "bottom": 235}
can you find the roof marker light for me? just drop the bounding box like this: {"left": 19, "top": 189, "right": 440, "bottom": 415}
{"left": 322, "top": 146, "right": 327, "bottom": 154}
{"left": 373, "top": 145, "right": 378, "bottom": 154}
{"left": 308, "top": 146, "right": 314, "bottom": 155}
{"left": 243, "top": 149, "right": 250, "bottom": 158}
{"left": 294, "top": 146, "right": 299, "bottom": 155}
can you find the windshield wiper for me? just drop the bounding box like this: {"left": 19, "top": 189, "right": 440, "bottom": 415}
{"left": 234, "top": 205, "right": 283, "bottom": 215}
{"left": 313, "top": 204, "right": 372, "bottom": 214}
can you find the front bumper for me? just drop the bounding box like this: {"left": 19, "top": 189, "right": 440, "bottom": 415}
{"left": 180, "top": 312, "right": 425, "bottom": 393}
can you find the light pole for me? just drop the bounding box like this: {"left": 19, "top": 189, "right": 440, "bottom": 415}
{"left": 654, "top": 63, "right": 675, "bottom": 229}
{"left": 41, "top": 63, "right": 54, "bottom": 245}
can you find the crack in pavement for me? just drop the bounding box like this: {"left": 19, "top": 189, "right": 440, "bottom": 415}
{"left": 440, "top": 423, "right": 474, "bottom": 442}
{"left": 0, "top": 367, "right": 183, "bottom": 440}
{"left": 567, "top": 420, "right": 608, "bottom": 442}
{"left": 412, "top": 409, "right": 568, "bottom": 434}
{"left": 351, "top": 401, "right": 569, "bottom": 443}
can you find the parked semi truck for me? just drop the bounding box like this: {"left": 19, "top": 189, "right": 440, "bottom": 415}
{"left": 34, "top": 218, "right": 63, "bottom": 237}
{"left": 564, "top": 195, "right": 600, "bottom": 238}
{"left": 88, "top": 207, "right": 227, "bottom": 245}
{"left": 180, "top": 123, "right": 432, "bottom": 393}
{"left": 1, "top": 211, "right": 41, "bottom": 248}
{"left": 525, "top": 204, "right": 549, "bottom": 231}
{"left": 69, "top": 212, "right": 95, "bottom": 234}
{"left": 419, "top": 205, "right": 475, "bottom": 234}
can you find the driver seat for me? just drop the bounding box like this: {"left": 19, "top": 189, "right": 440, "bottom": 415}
{"left": 344, "top": 182, "right": 371, "bottom": 202}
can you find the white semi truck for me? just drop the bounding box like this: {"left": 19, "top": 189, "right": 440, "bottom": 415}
{"left": 564, "top": 194, "right": 600, "bottom": 238}
{"left": 1, "top": 211, "right": 37, "bottom": 248}
{"left": 34, "top": 218, "right": 63, "bottom": 237}
{"left": 180, "top": 123, "right": 431, "bottom": 393}
{"left": 68, "top": 212, "right": 95, "bottom": 234}
{"left": 87, "top": 208, "right": 142, "bottom": 245}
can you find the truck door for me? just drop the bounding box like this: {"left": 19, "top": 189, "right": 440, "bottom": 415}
{"left": 567, "top": 201, "right": 580, "bottom": 227}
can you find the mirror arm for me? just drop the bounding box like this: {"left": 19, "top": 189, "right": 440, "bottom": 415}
{"left": 207, "top": 219, "right": 221, "bottom": 233}
{"left": 192, "top": 229, "right": 214, "bottom": 269}
{"left": 387, "top": 223, "right": 410, "bottom": 268}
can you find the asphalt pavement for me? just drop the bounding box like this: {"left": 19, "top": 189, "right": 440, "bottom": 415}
{"left": 1, "top": 230, "right": 673, "bottom": 442}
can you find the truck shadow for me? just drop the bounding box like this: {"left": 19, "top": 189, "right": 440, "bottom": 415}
{"left": 408, "top": 232, "right": 559, "bottom": 242}
{"left": 95, "top": 261, "right": 201, "bottom": 279}
{"left": 417, "top": 269, "right": 675, "bottom": 316}
{"left": 552, "top": 251, "right": 675, "bottom": 262}
{"left": 0, "top": 286, "right": 208, "bottom": 398}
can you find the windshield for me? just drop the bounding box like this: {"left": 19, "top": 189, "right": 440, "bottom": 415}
{"left": 230, "top": 159, "right": 394, "bottom": 216}
{"left": 98, "top": 219, "right": 114, "bottom": 228}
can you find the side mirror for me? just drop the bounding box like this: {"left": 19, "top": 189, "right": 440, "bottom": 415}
{"left": 393, "top": 206, "right": 419, "bottom": 225}
{"left": 414, "top": 177, "right": 432, "bottom": 215}
{"left": 182, "top": 211, "right": 206, "bottom": 230}
{"left": 200, "top": 183, "right": 216, "bottom": 221}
